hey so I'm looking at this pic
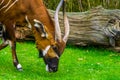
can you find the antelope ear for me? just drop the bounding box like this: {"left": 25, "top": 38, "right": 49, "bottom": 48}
{"left": 25, "top": 16, "right": 32, "bottom": 29}
{"left": 34, "top": 19, "right": 48, "bottom": 38}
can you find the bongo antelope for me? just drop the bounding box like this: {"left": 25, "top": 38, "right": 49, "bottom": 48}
{"left": 0, "top": 0, "right": 69, "bottom": 72}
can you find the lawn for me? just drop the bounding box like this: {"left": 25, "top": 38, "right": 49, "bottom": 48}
{"left": 0, "top": 41, "right": 120, "bottom": 80}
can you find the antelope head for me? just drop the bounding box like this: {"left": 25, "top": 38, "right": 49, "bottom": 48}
{"left": 30, "top": 0, "right": 69, "bottom": 72}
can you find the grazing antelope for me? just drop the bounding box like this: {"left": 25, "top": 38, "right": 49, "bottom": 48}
{"left": 0, "top": 0, "right": 69, "bottom": 72}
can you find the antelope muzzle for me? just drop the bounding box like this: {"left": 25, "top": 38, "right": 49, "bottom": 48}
{"left": 44, "top": 57, "right": 59, "bottom": 72}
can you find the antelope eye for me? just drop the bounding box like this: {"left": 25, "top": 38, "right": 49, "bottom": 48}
{"left": 52, "top": 45, "right": 59, "bottom": 52}
{"left": 52, "top": 45, "right": 57, "bottom": 49}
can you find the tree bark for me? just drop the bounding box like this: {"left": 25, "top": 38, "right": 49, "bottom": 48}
{"left": 15, "top": 6, "right": 120, "bottom": 52}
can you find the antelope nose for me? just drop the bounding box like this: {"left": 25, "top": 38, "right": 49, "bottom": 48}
{"left": 52, "top": 66, "right": 57, "bottom": 72}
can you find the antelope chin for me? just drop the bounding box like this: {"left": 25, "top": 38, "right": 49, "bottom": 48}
{"left": 46, "top": 65, "right": 53, "bottom": 72}
{"left": 46, "top": 65, "right": 49, "bottom": 72}
{"left": 46, "top": 64, "right": 57, "bottom": 72}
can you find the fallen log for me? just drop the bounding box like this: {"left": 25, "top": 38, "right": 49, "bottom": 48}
{"left": 15, "top": 6, "right": 120, "bottom": 52}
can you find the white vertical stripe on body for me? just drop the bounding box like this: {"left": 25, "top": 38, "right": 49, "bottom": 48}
{"left": 4, "top": 0, "right": 19, "bottom": 12}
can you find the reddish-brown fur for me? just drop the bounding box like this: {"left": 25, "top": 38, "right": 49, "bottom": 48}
{"left": 0, "top": 0, "right": 69, "bottom": 72}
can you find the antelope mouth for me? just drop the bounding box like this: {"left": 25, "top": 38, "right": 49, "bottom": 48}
{"left": 46, "top": 64, "right": 58, "bottom": 72}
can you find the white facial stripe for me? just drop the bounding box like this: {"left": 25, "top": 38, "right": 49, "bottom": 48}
{"left": 46, "top": 64, "right": 49, "bottom": 72}
{"left": 42, "top": 45, "right": 59, "bottom": 59}
{"left": 43, "top": 45, "right": 51, "bottom": 56}
{"left": 25, "top": 16, "right": 32, "bottom": 29}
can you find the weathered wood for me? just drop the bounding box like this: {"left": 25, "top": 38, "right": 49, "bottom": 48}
{"left": 15, "top": 6, "right": 120, "bottom": 51}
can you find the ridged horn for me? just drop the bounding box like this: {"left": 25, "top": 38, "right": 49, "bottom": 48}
{"left": 54, "top": 0, "right": 70, "bottom": 43}
{"left": 63, "top": 0, "right": 70, "bottom": 43}
{"left": 54, "top": 0, "right": 64, "bottom": 42}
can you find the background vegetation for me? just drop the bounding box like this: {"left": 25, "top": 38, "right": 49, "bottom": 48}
{"left": 0, "top": 42, "right": 120, "bottom": 80}
{"left": 44, "top": 0, "right": 120, "bottom": 12}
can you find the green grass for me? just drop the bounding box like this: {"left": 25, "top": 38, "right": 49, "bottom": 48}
{"left": 0, "top": 42, "right": 120, "bottom": 80}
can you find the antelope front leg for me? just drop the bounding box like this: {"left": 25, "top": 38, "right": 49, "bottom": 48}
{"left": 10, "top": 40, "right": 22, "bottom": 71}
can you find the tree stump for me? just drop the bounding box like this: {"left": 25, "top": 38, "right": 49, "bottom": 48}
{"left": 15, "top": 6, "right": 120, "bottom": 52}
